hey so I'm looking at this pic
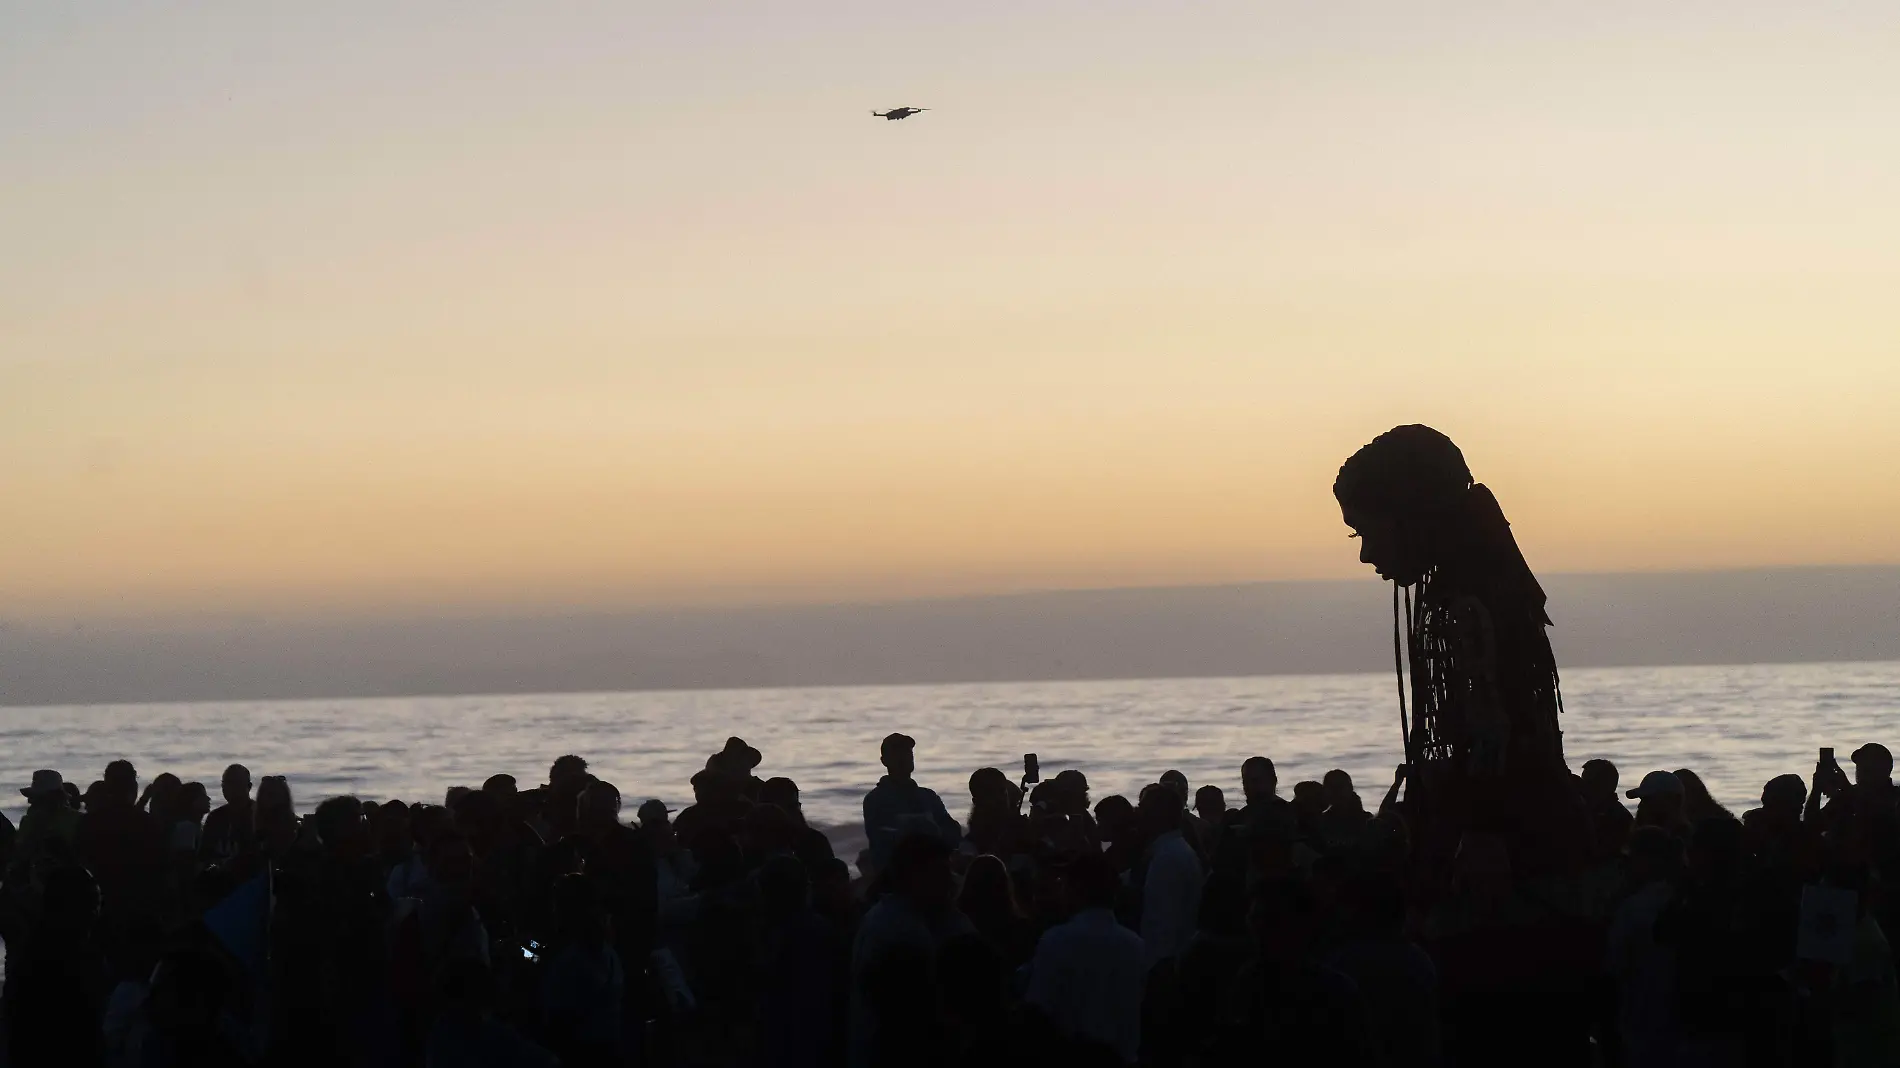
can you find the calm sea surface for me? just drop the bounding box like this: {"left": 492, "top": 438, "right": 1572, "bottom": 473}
{"left": 4, "top": 661, "right": 1896, "bottom": 829}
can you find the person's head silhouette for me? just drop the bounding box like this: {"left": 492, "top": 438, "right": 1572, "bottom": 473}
{"left": 1194, "top": 785, "right": 1225, "bottom": 825}
{"left": 1241, "top": 756, "right": 1277, "bottom": 805}
{"left": 1760, "top": 773, "right": 1806, "bottom": 818}
{"left": 637, "top": 798, "right": 671, "bottom": 833}
{"left": 880, "top": 733, "right": 917, "bottom": 779}
{"left": 549, "top": 755, "right": 589, "bottom": 789}
{"left": 1093, "top": 794, "right": 1135, "bottom": 843}
{"left": 1579, "top": 759, "right": 1619, "bottom": 805}
{"left": 179, "top": 781, "right": 210, "bottom": 822}
{"left": 968, "top": 767, "right": 1012, "bottom": 811}
{"left": 104, "top": 759, "right": 138, "bottom": 806}
{"left": 578, "top": 779, "right": 622, "bottom": 832}
{"left": 957, "top": 853, "right": 1021, "bottom": 923}
{"left": 759, "top": 776, "right": 802, "bottom": 821}
{"left": 313, "top": 796, "right": 368, "bottom": 860}
{"left": 1159, "top": 770, "right": 1190, "bottom": 809}
{"left": 1321, "top": 770, "right": 1357, "bottom": 809}
{"left": 21, "top": 770, "right": 66, "bottom": 810}
{"left": 220, "top": 764, "right": 252, "bottom": 807}
{"left": 1627, "top": 770, "right": 1685, "bottom": 826}
{"left": 1053, "top": 770, "right": 1090, "bottom": 815}
{"left": 1852, "top": 743, "right": 1894, "bottom": 787}
{"left": 1137, "top": 783, "right": 1180, "bottom": 837}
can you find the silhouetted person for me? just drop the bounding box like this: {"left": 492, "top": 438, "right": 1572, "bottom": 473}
{"left": 1238, "top": 756, "right": 1293, "bottom": 836}
{"left": 1025, "top": 851, "right": 1146, "bottom": 1065}
{"left": 1094, "top": 794, "right": 1138, "bottom": 875}
{"left": 1136, "top": 783, "right": 1204, "bottom": 969}
{"left": 1158, "top": 769, "right": 1192, "bottom": 815}
{"left": 710, "top": 736, "right": 766, "bottom": 800}
{"left": 741, "top": 796, "right": 801, "bottom": 864}
{"left": 1819, "top": 743, "right": 1900, "bottom": 853}
{"left": 1653, "top": 815, "right": 1782, "bottom": 1066}
{"left": 545, "top": 754, "right": 590, "bottom": 840}
{"left": 862, "top": 734, "right": 960, "bottom": 873}
{"left": 1319, "top": 769, "right": 1373, "bottom": 853}
{"left": 760, "top": 775, "right": 806, "bottom": 825}
{"left": 1170, "top": 876, "right": 1251, "bottom": 1063}
{"left": 409, "top": 829, "right": 489, "bottom": 971}
{"left": 254, "top": 774, "right": 299, "bottom": 859}
{"left": 1425, "top": 831, "right": 1597, "bottom": 1066}
{"left": 756, "top": 854, "right": 844, "bottom": 1068}
{"left": 6, "top": 864, "right": 105, "bottom": 1067}
{"left": 849, "top": 832, "right": 969, "bottom": 1068}
{"left": 1193, "top": 785, "right": 1225, "bottom": 831}
{"left": 1628, "top": 770, "right": 1691, "bottom": 839}
{"left": 935, "top": 931, "right": 1014, "bottom": 1061}
{"left": 1742, "top": 773, "right": 1816, "bottom": 872}
{"left": 540, "top": 873, "right": 625, "bottom": 1068}
{"left": 100, "top": 914, "right": 164, "bottom": 1065}
{"left": 1336, "top": 425, "right": 1589, "bottom": 883}
{"left": 427, "top": 958, "right": 558, "bottom": 1067}
{"left": 675, "top": 766, "right": 754, "bottom": 847}
{"left": 1607, "top": 826, "right": 1686, "bottom": 1068}
{"left": 1852, "top": 742, "right": 1896, "bottom": 793}
{"left": 576, "top": 781, "right": 659, "bottom": 987}
{"left": 1290, "top": 780, "right": 1327, "bottom": 842}
{"left": 132, "top": 946, "right": 248, "bottom": 1067}
{"left": 1210, "top": 878, "right": 1372, "bottom": 1066}
{"left": 639, "top": 798, "right": 697, "bottom": 901}
{"left": 16, "top": 769, "right": 81, "bottom": 869}
{"left": 1324, "top": 870, "right": 1441, "bottom": 1068}
{"left": 1580, "top": 758, "right": 1633, "bottom": 862}
{"left": 76, "top": 758, "right": 165, "bottom": 929}
{"left": 957, "top": 853, "right": 1036, "bottom": 968}
{"left": 964, "top": 767, "right": 1024, "bottom": 858}
{"left": 137, "top": 771, "right": 180, "bottom": 826}
{"left": 1674, "top": 768, "right": 1734, "bottom": 824}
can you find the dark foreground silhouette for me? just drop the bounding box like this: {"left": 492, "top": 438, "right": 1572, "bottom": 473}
{"left": 4, "top": 743, "right": 1899, "bottom": 1067}
{"left": 2, "top": 427, "right": 1895, "bottom": 1066}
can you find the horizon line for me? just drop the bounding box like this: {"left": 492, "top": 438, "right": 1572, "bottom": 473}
{"left": 7, "top": 560, "right": 1898, "bottom": 630}
{"left": 8, "top": 655, "right": 1897, "bottom": 714}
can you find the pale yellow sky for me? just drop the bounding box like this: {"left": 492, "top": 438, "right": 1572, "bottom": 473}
{"left": 4, "top": 3, "right": 1898, "bottom": 618}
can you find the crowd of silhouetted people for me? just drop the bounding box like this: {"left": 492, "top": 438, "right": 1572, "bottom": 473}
{"left": 2, "top": 731, "right": 1899, "bottom": 1067}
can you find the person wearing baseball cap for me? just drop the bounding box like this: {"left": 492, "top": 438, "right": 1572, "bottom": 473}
{"left": 1626, "top": 770, "right": 1689, "bottom": 838}
{"left": 1851, "top": 743, "right": 1894, "bottom": 787}
{"left": 17, "top": 770, "right": 81, "bottom": 868}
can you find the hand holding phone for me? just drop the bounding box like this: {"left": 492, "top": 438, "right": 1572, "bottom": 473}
{"left": 1022, "top": 753, "right": 1040, "bottom": 785}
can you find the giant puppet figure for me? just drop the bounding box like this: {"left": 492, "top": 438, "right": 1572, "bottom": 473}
{"left": 1335, "top": 425, "right": 1586, "bottom": 881}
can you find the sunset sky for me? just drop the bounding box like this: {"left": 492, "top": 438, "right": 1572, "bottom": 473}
{"left": 5, "top": 2, "right": 1898, "bottom": 620}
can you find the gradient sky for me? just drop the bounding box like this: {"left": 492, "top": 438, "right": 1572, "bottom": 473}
{"left": 4, "top": 2, "right": 1898, "bottom": 619}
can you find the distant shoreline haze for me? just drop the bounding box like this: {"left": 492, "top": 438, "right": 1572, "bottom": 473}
{"left": 5, "top": 565, "right": 1898, "bottom": 707}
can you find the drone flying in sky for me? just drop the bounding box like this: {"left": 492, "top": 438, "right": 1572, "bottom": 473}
{"left": 872, "top": 107, "right": 928, "bottom": 121}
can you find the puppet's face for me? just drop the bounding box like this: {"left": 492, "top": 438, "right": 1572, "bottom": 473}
{"left": 1342, "top": 507, "right": 1427, "bottom": 586}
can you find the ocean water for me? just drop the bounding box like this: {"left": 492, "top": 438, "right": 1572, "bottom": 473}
{"left": 3, "top": 661, "right": 1896, "bottom": 832}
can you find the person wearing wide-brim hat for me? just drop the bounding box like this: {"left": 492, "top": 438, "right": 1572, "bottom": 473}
{"left": 708, "top": 737, "right": 765, "bottom": 800}
{"left": 16, "top": 770, "right": 81, "bottom": 868}
{"left": 709, "top": 736, "right": 762, "bottom": 773}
